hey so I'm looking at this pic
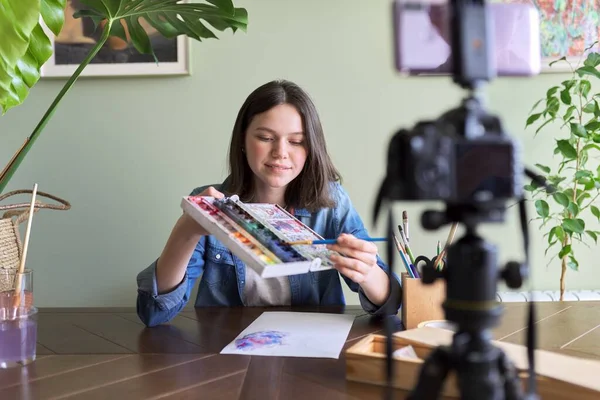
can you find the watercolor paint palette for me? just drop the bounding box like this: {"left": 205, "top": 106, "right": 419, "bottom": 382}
{"left": 180, "top": 195, "right": 336, "bottom": 278}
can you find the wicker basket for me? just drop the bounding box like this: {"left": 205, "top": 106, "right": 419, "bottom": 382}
{"left": 0, "top": 189, "right": 70, "bottom": 292}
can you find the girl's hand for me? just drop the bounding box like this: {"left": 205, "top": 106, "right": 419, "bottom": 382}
{"left": 180, "top": 186, "right": 225, "bottom": 237}
{"left": 326, "top": 233, "right": 379, "bottom": 284}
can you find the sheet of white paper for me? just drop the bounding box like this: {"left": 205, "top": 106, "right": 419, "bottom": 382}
{"left": 220, "top": 311, "right": 355, "bottom": 358}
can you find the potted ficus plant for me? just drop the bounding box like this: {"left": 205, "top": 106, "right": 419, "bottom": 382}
{"left": 524, "top": 47, "right": 600, "bottom": 301}
{"left": 0, "top": 0, "right": 247, "bottom": 272}
{"left": 0, "top": 0, "right": 248, "bottom": 192}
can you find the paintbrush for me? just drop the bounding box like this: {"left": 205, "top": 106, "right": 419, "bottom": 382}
{"left": 12, "top": 183, "right": 38, "bottom": 310}
{"left": 402, "top": 210, "right": 409, "bottom": 242}
{"left": 286, "top": 237, "right": 387, "bottom": 245}
{"left": 433, "top": 222, "right": 458, "bottom": 270}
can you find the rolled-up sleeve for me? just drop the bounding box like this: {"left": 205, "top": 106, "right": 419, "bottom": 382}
{"left": 136, "top": 237, "right": 206, "bottom": 326}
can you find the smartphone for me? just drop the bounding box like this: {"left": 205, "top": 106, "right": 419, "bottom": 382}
{"left": 392, "top": 0, "right": 541, "bottom": 76}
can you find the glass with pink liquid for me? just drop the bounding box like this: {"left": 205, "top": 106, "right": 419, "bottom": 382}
{"left": 0, "top": 269, "right": 37, "bottom": 368}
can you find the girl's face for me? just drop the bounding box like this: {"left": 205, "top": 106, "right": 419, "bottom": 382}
{"left": 244, "top": 104, "right": 308, "bottom": 197}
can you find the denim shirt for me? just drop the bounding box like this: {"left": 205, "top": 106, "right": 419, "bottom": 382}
{"left": 136, "top": 181, "right": 402, "bottom": 327}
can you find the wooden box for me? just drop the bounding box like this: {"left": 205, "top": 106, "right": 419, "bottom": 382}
{"left": 346, "top": 327, "right": 600, "bottom": 399}
{"left": 345, "top": 331, "right": 459, "bottom": 398}
{"left": 401, "top": 272, "right": 446, "bottom": 330}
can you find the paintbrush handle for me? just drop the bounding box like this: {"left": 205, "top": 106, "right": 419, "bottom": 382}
{"left": 312, "top": 237, "right": 387, "bottom": 245}
{"left": 289, "top": 237, "right": 387, "bottom": 245}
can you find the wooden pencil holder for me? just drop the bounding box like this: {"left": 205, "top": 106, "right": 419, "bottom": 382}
{"left": 401, "top": 272, "right": 446, "bottom": 330}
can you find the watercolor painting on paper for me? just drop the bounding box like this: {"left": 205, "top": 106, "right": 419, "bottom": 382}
{"left": 220, "top": 312, "right": 355, "bottom": 358}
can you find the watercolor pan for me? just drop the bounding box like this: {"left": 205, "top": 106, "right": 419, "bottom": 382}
{"left": 181, "top": 195, "right": 336, "bottom": 278}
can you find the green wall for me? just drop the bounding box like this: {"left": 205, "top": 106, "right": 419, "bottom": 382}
{"left": 1, "top": 0, "right": 597, "bottom": 307}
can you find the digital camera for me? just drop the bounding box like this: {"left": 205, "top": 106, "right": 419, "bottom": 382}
{"left": 383, "top": 102, "right": 523, "bottom": 204}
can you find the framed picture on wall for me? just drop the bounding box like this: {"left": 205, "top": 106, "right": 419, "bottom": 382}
{"left": 499, "top": 0, "right": 600, "bottom": 73}
{"left": 41, "top": 0, "right": 191, "bottom": 78}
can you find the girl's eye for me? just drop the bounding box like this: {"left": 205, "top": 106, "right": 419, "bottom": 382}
{"left": 258, "top": 136, "right": 272, "bottom": 142}
{"left": 290, "top": 141, "right": 304, "bottom": 146}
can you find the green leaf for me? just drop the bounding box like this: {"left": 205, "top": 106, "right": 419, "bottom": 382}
{"left": 555, "top": 139, "right": 577, "bottom": 159}
{"left": 545, "top": 240, "right": 557, "bottom": 256}
{"left": 567, "top": 201, "right": 579, "bottom": 217}
{"left": 595, "top": 100, "right": 600, "bottom": 118}
{"left": 526, "top": 112, "right": 542, "bottom": 126}
{"left": 583, "top": 102, "right": 596, "bottom": 113}
{"left": 558, "top": 159, "right": 575, "bottom": 174}
{"left": 535, "top": 163, "right": 551, "bottom": 174}
{"left": 570, "top": 123, "right": 588, "bottom": 138}
{"left": 75, "top": 0, "right": 249, "bottom": 63}
{"left": 558, "top": 244, "right": 571, "bottom": 258}
{"left": 549, "top": 225, "right": 566, "bottom": 243}
{"left": 563, "top": 105, "right": 576, "bottom": 120}
{"left": 577, "top": 65, "right": 600, "bottom": 79}
{"left": 579, "top": 80, "right": 592, "bottom": 97}
{"left": 1, "top": 22, "right": 53, "bottom": 113}
{"left": 582, "top": 143, "right": 600, "bottom": 152}
{"left": 41, "top": 0, "right": 66, "bottom": 36}
{"left": 562, "top": 218, "right": 585, "bottom": 233}
{"left": 535, "top": 118, "right": 555, "bottom": 135}
{"left": 548, "top": 175, "right": 566, "bottom": 187}
{"left": 586, "top": 230, "right": 598, "bottom": 244}
{"left": 584, "top": 179, "right": 596, "bottom": 190}
{"left": 546, "top": 97, "right": 560, "bottom": 117}
{"left": 206, "top": 0, "right": 235, "bottom": 14}
{"left": 529, "top": 98, "right": 544, "bottom": 113}
{"left": 79, "top": 0, "right": 118, "bottom": 16}
{"left": 591, "top": 205, "right": 600, "bottom": 221}
{"left": 563, "top": 188, "right": 574, "bottom": 198}
{"left": 577, "top": 192, "right": 591, "bottom": 206}
{"left": 585, "top": 120, "right": 600, "bottom": 132}
{"left": 575, "top": 170, "right": 593, "bottom": 179}
{"left": 552, "top": 192, "right": 570, "bottom": 207}
{"left": 584, "top": 52, "right": 600, "bottom": 67}
{"left": 562, "top": 79, "right": 575, "bottom": 90}
{"left": 560, "top": 89, "right": 571, "bottom": 105}
{"left": 109, "top": 20, "right": 129, "bottom": 43}
{"left": 72, "top": 8, "right": 106, "bottom": 30}
{"left": 567, "top": 254, "right": 579, "bottom": 271}
{"left": 0, "top": 0, "right": 41, "bottom": 113}
{"left": 0, "top": 0, "right": 64, "bottom": 113}
{"left": 535, "top": 199, "right": 550, "bottom": 218}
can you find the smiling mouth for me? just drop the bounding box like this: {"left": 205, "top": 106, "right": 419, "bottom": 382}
{"left": 266, "top": 164, "right": 291, "bottom": 171}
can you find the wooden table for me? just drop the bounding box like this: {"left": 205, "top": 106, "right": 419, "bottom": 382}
{"left": 1, "top": 301, "right": 599, "bottom": 399}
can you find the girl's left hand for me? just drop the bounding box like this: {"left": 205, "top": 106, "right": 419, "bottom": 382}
{"left": 326, "top": 233, "right": 379, "bottom": 284}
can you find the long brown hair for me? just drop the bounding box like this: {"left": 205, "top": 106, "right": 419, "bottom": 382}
{"left": 226, "top": 80, "right": 341, "bottom": 211}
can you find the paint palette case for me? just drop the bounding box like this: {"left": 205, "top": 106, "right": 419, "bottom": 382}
{"left": 181, "top": 195, "right": 336, "bottom": 278}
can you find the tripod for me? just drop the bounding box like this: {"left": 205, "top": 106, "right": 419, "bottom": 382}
{"left": 406, "top": 210, "right": 526, "bottom": 400}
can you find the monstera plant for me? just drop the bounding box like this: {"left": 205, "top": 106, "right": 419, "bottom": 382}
{"left": 0, "top": 0, "right": 248, "bottom": 192}
{"left": 525, "top": 48, "right": 600, "bottom": 301}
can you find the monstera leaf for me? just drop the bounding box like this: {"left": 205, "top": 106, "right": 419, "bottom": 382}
{"left": 0, "top": 0, "right": 248, "bottom": 193}
{"left": 0, "top": 0, "right": 65, "bottom": 114}
{"left": 75, "top": 0, "right": 247, "bottom": 60}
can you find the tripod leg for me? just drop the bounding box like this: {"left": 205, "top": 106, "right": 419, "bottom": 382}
{"left": 407, "top": 346, "right": 451, "bottom": 400}
{"left": 498, "top": 349, "right": 525, "bottom": 400}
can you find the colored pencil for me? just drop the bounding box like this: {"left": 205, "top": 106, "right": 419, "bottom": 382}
{"left": 286, "top": 237, "right": 387, "bottom": 245}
